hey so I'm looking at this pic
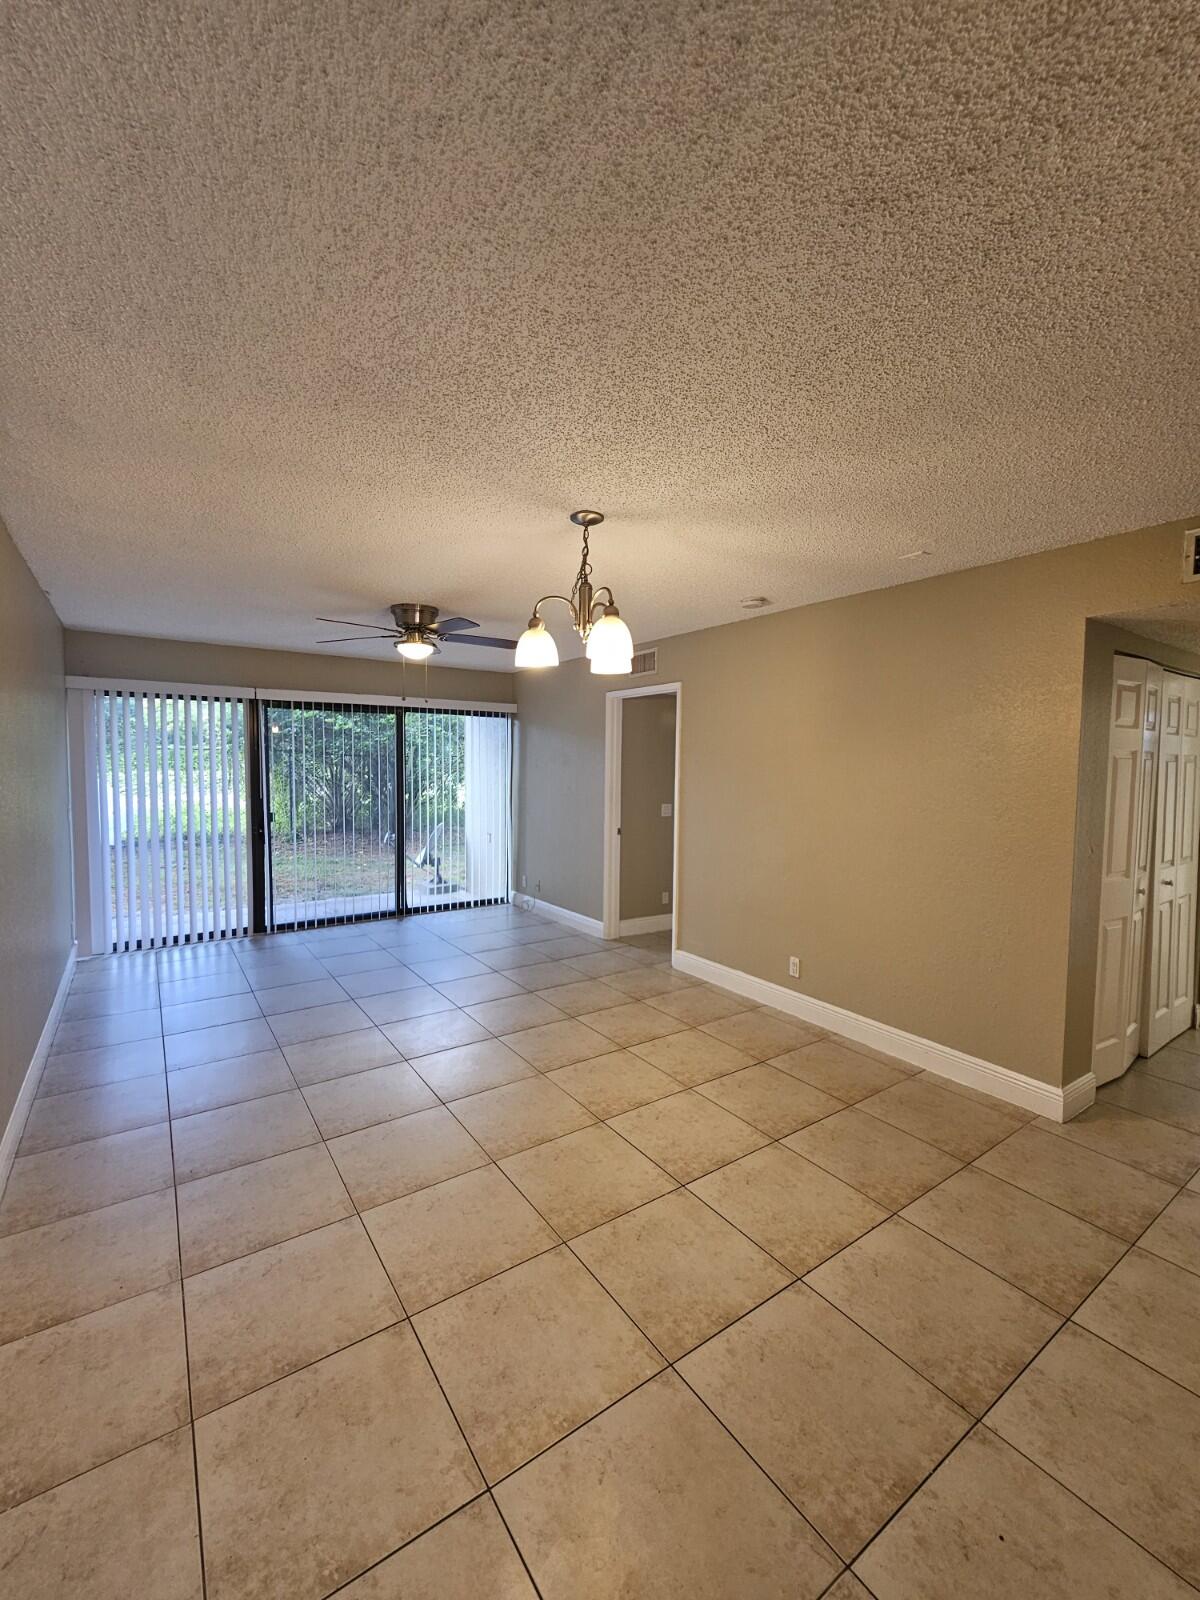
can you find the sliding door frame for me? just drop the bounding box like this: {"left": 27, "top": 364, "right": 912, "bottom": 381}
{"left": 68, "top": 677, "right": 518, "bottom": 950}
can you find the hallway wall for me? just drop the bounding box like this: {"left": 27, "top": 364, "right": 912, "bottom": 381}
{"left": 517, "top": 514, "right": 1200, "bottom": 1090}
{"left": 0, "top": 518, "right": 73, "bottom": 1141}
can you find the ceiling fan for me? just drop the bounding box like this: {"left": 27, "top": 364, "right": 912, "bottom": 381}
{"left": 315, "top": 603, "right": 518, "bottom": 661}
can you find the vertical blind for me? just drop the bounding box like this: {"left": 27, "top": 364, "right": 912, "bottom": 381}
{"left": 404, "top": 709, "right": 512, "bottom": 912}
{"left": 87, "top": 689, "right": 251, "bottom": 950}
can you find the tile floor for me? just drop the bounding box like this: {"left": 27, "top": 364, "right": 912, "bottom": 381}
{"left": 2, "top": 906, "right": 1199, "bottom": 1598}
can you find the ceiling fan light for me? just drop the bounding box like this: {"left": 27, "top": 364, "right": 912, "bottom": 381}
{"left": 515, "top": 618, "right": 559, "bottom": 669}
{"left": 585, "top": 609, "right": 634, "bottom": 675}
{"left": 394, "top": 637, "right": 436, "bottom": 662}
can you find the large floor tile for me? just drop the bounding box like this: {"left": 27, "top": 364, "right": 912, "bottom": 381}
{"left": 62, "top": 983, "right": 161, "bottom": 1020}
{"left": 575, "top": 1000, "right": 687, "bottom": 1047}
{"left": 495, "top": 1370, "right": 839, "bottom": 1599}
{"left": 176, "top": 1142, "right": 354, "bottom": 1274}
{"left": 1099, "top": 1068, "right": 1200, "bottom": 1133}
{"left": 572, "top": 1189, "right": 792, "bottom": 1358}
{"left": 784, "top": 1106, "right": 961, "bottom": 1208}
{"left": 499, "top": 1018, "right": 618, "bottom": 1070}
{"left": 300, "top": 1059, "right": 437, "bottom": 1136}
{"left": 630, "top": 1027, "right": 758, "bottom": 1086}
{"left": 771, "top": 1039, "right": 909, "bottom": 1102}
{"left": 860, "top": 1076, "right": 1023, "bottom": 1160}
{"left": 974, "top": 1123, "right": 1177, "bottom": 1239}
{"left": 337, "top": 961, "right": 426, "bottom": 997}
{"left": 695, "top": 1062, "right": 842, "bottom": 1137}
{"left": 532, "top": 978, "right": 626, "bottom": 1017}
{"left": 38, "top": 1035, "right": 166, "bottom": 1096}
{"left": 509, "top": 959, "right": 590, "bottom": 990}
{"left": 0, "top": 1427, "right": 202, "bottom": 1600}
{"left": 379, "top": 1008, "right": 491, "bottom": 1057}
{"left": 854, "top": 1425, "right": 1192, "bottom": 1599}
{"left": 602, "top": 966, "right": 696, "bottom": 1000}
{"left": 608, "top": 1089, "right": 767, "bottom": 1181}
{"left": 464, "top": 992, "right": 566, "bottom": 1033}
{"left": 1073, "top": 1247, "right": 1200, "bottom": 1394}
{"left": 19, "top": 1072, "right": 168, "bottom": 1154}
{"left": 434, "top": 972, "right": 526, "bottom": 1006}
{"left": 646, "top": 984, "right": 751, "bottom": 1024}
{"left": 358, "top": 985, "right": 456, "bottom": 1024}
{"left": 266, "top": 999, "right": 371, "bottom": 1046}
{"left": 184, "top": 1216, "right": 402, "bottom": 1413}
{"left": 901, "top": 1167, "right": 1126, "bottom": 1313}
{"left": 1137, "top": 1045, "right": 1200, "bottom": 1089}
{"left": 806, "top": 1218, "right": 1061, "bottom": 1414}
{"left": 327, "top": 1105, "right": 489, "bottom": 1208}
{"left": 547, "top": 1049, "right": 679, "bottom": 1117}
{"left": 363, "top": 1164, "right": 558, "bottom": 1312}
{"left": 161, "top": 992, "right": 261, "bottom": 1035}
{"left": 1034, "top": 1102, "right": 1200, "bottom": 1186}
{"left": 171, "top": 1089, "right": 320, "bottom": 1181}
{"left": 281, "top": 1026, "right": 400, "bottom": 1085}
{"left": 690, "top": 1144, "right": 886, "bottom": 1272}
{"left": 500, "top": 1123, "right": 676, "bottom": 1237}
{"left": 987, "top": 1322, "right": 1200, "bottom": 1586}
{"left": 51, "top": 1008, "right": 160, "bottom": 1055}
{"left": 680, "top": 1283, "right": 969, "bottom": 1558}
{"left": 409, "top": 1037, "right": 536, "bottom": 1099}
{"left": 447, "top": 1076, "right": 595, "bottom": 1158}
{"left": 165, "top": 1018, "right": 277, "bottom": 1071}
{"left": 310, "top": 947, "right": 403, "bottom": 978}
{"left": 415, "top": 1246, "right": 662, "bottom": 1481}
{"left": 336, "top": 1497, "right": 536, "bottom": 1598}
{"left": 701, "top": 1010, "right": 825, "bottom": 1061}
{"left": 0, "top": 1122, "right": 174, "bottom": 1237}
{"left": 165, "top": 1049, "right": 294, "bottom": 1117}
{"left": 0, "top": 1283, "right": 188, "bottom": 1513}
{"left": 158, "top": 971, "right": 249, "bottom": 1007}
{"left": 0, "top": 1188, "right": 179, "bottom": 1345}
{"left": 195, "top": 1324, "right": 481, "bottom": 1600}
{"left": 540, "top": 951, "right": 626, "bottom": 979}
{"left": 1138, "top": 1188, "right": 1200, "bottom": 1274}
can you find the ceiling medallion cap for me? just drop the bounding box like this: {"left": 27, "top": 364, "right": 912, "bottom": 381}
{"left": 569, "top": 509, "right": 604, "bottom": 529}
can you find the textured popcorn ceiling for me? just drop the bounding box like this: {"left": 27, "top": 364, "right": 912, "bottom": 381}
{"left": 2, "top": 2, "right": 1199, "bottom": 671}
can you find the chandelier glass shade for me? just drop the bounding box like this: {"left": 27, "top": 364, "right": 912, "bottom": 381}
{"left": 515, "top": 510, "right": 632, "bottom": 675}
{"left": 394, "top": 637, "right": 437, "bottom": 662}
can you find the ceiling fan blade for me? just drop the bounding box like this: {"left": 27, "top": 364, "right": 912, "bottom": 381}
{"left": 447, "top": 633, "right": 519, "bottom": 649}
{"left": 315, "top": 616, "right": 393, "bottom": 630}
{"left": 435, "top": 616, "right": 479, "bottom": 633}
{"left": 315, "top": 633, "right": 399, "bottom": 644}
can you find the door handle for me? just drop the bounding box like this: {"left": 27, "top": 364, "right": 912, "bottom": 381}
{"left": 1162, "top": 878, "right": 1175, "bottom": 887}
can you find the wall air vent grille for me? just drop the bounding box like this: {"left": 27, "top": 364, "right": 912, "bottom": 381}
{"left": 630, "top": 648, "right": 658, "bottom": 676}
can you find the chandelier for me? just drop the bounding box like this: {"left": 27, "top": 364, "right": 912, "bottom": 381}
{"left": 514, "top": 510, "right": 634, "bottom": 674}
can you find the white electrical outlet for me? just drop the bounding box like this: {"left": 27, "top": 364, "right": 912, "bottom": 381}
{"left": 661, "top": 801, "right": 673, "bottom": 818}
{"left": 521, "top": 874, "right": 527, "bottom": 889}
{"left": 661, "top": 890, "right": 670, "bottom": 905}
{"left": 788, "top": 956, "right": 800, "bottom": 978}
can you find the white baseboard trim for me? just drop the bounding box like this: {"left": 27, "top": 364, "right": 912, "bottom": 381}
{"left": 0, "top": 942, "right": 77, "bottom": 1203}
{"left": 511, "top": 894, "right": 606, "bottom": 939}
{"left": 672, "top": 947, "right": 1093, "bottom": 1124}
{"left": 619, "top": 913, "right": 673, "bottom": 936}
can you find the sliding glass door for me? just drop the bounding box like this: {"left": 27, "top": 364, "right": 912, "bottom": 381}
{"left": 264, "top": 701, "right": 512, "bottom": 929}
{"left": 263, "top": 702, "right": 398, "bottom": 928}
{"left": 403, "top": 709, "right": 512, "bottom": 910}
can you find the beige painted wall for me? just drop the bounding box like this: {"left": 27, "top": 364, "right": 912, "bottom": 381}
{"left": 620, "top": 694, "right": 676, "bottom": 921}
{"left": 1, "top": 519, "right": 73, "bottom": 1140}
{"left": 516, "top": 514, "right": 1200, "bottom": 1088}
{"left": 63, "top": 631, "right": 515, "bottom": 704}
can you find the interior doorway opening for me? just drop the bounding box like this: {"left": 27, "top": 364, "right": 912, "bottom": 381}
{"left": 602, "top": 683, "right": 681, "bottom": 944}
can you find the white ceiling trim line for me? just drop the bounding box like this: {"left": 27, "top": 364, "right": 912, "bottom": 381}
{"left": 65, "top": 677, "right": 516, "bottom": 713}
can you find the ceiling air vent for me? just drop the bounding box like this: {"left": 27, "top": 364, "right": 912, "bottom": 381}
{"left": 630, "top": 648, "right": 657, "bottom": 676}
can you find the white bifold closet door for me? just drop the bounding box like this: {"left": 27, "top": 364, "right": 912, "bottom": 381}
{"left": 82, "top": 688, "right": 251, "bottom": 951}
{"left": 1142, "top": 671, "right": 1200, "bottom": 1055}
